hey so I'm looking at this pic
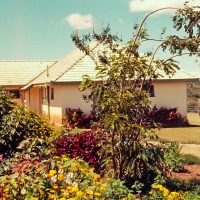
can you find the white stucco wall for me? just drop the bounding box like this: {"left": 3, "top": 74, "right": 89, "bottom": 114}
{"left": 149, "top": 81, "right": 187, "bottom": 117}
{"left": 23, "top": 87, "right": 41, "bottom": 114}
{"left": 41, "top": 84, "right": 92, "bottom": 124}
{"left": 23, "top": 81, "right": 188, "bottom": 125}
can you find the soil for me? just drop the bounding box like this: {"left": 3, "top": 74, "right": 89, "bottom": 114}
{"left": 170, "top": 164, "right": 200, "bottom": 180}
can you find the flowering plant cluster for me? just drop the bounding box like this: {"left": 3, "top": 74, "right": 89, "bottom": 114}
{"left": 0, "top": 154, "right": 134, "bottom": 200}
{"left": 0, "top": 105, "right": 53, "bottom": 158}
{"left": 148, "top": 184, "right": 200, "bottom": 200}
{"left": 64, "top": 108, "right": 86, "bottom": 128}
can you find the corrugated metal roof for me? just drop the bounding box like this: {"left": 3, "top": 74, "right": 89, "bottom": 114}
{"left": 0, "top": 60, "right": 56, "bottom": 86}
{"left": 21, "top": 42, "right": 106, "bottom": 89}
{"left": 157, "top": 69, "right": 199, "bottom": 80}
{"left": 4, "top": 42, "right": 197, "bottom": 90}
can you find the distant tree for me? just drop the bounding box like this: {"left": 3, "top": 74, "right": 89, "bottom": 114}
{"left": 72, "top": 2, "right": 200, "bottom": 191}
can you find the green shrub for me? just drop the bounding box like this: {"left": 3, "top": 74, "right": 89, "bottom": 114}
{"left": 0, "top": 87, "right": 15, "bottom": 123}
{"left": 161, "top": 142, "right": 184, "bottom": 172}
{"left": 0, "top": 105, "right": 53, "bottom": 158}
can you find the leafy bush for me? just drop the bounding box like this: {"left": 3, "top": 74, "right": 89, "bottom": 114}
{"left": 52, "top": 130, "right": 103, "bottom": 171}
{"left": 0, "top": 87, "right": 15, "bottom": 123}
{"left": 161, "top": 142, "right": 184, "bottom": 172}
{"left": 146, "top": 106, "right": 189, "bottom": 127}
{"left": 0, "top": 105, "right": 53, "bottom": 158}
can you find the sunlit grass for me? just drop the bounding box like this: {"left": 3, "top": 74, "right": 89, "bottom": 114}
{"left": 155, "top": 113, "right": 200, "bottom": 144}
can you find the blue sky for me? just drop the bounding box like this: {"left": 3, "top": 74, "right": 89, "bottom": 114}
{"left": 0, "top": 0, "right": 199, "bottom": 73}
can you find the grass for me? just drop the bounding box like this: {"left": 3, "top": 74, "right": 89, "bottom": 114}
{"left": 155, "top": 113, "right": 200, "bottom": 144}
{"left": 182, "top": 154, "right": 200, "bottom": 165}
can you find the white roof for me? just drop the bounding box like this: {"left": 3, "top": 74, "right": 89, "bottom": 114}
{"left": 0, "top": 43, "right": 198, "bottom": 90}
{"left": 0, "top": 60, "right": 55, "bottom": 86}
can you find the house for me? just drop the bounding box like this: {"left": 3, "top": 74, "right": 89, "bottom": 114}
{"left": 0, "top": 43, "right": 199, "bottom": 125}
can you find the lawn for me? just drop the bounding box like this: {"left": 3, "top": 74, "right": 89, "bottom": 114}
{"left": 155, "top": 113, "right": 200, "bottom": 144}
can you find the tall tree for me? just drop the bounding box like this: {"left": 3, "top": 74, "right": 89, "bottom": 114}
{"left": 71, "top": 2, "right": 200, "bottom": 190}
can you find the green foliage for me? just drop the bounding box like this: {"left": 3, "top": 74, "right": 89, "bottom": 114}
{"left": 0, "top": 105, "right": 53, "bottom": 158}
{"left": 0, "top": 87, "right": 15, "bottom": 123}
{"left": 161, "top": 142, "right": 184, "bottom": 172}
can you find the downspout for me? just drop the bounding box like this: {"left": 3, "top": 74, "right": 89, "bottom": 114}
{"left": 29, "top": 89, "right": 31, "bottom": 109}
{"left": 47, "top": 85, "right": 50, "bottom": 121}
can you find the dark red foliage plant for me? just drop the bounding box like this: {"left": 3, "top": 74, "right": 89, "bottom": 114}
{"left": 145, "top": 106, "right": 189, "bottom": 128}
{"left": 52, "top": 130, "right": 104, "bottom": 172}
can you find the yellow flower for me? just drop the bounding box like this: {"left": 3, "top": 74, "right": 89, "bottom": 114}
{"left": 49, "top": 169, "right": 57, "bottom": 175}
{"left": 62, "top": 157, "right": 68, "bottom": 161}
{"left": 89, "top": 167, "right": 95, "bottom": 172}
{"left": 80, "top": 168, "right": 86, "bottom": 173}
{"left": 32, "top": 198, "right": 38, "bottom": 200}
{"left": 100, "top": 184, "right": 107, "bottom": 190}
{"left": 86, "top": 189, "right": 93, "bottom": 195}
{"left": 76, "top": 191, "right": 84, "bottom": 197}
{"left": 71, "top": 186, "right": 79, "bottom": 193}
{"left": 106, "top": 177, "right": 110, "bottom": 181}
{"left": 59, "top": 198, "right": 66, "bottom": 200}
{"left": 4, "top": 175, "right": 9, "bottom": 179}
{"left": 50, "top": 189, "right": 55, "bottom": 193}
{"left": 67, "top": 186, "right": 73, "bottom": 190}
{"left": 4, "top": 187, "right": 9, "bottom": 192}
{"left": 60, "top": 189, "right": 65, "bottom": 193}
{"left": 151, "top": 184, "right": 163, "bottom": 190}
{"left": 53, "top": 184, "right": 58, "bottom": 189}
{"left": 149, "top": 191, "right": 153, "bottom": 195}
{"left": 63, "top": 192, "right": 70, "bottom": 197}
{"left": 54, "top": 156, "right": 59, "bottom": 159}
{"left": 93, "top": 174, "right": 101, "bottom": 180}
{"left": 39, "top": 190, "right": 44, "bottom": 195}
{"left": 170, "top": 191, "right": 181, "bottom": 198}
{"left": 163, "top": 188, "right": 170, "bottom": 197}
{"left": 58, "top": 174, "right": 64, "bottom": 181}
{"left": 94, "top": 192, "right": 101, "bottom": 197}
{"left": 13, "top": 183, "right": 18, "bottom": 188}
{"left": 49, "top": 194, "right": 58, "bottom": 199}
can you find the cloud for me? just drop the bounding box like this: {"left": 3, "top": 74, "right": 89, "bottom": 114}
{"left": 129, "top": 0, "right": 198, "bottom": 13}
{"left": 66, "top": 13, "right": 95, "bottom": 30}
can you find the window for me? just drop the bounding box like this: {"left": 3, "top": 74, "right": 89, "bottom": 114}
{"left": 149, "top": 85, "right": 155, "bottom": 97}
{"left": 136, "top": 84, "right": 155, "bottom": 97}
{"left": 42, "top": 87, "right": 47, "bottom": 99}
{"left": 51, "top": 88, "right": 54, "bottom": 100}
{"left": 8, "top": 90, "right": 20, "bottom": 99}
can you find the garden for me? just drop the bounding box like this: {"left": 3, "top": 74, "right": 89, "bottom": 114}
{"left": 0, "top": 2, "right": 200, "bottom": 200}
{"left": 0, "top": 87, "right": 200, "bottom": 200}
